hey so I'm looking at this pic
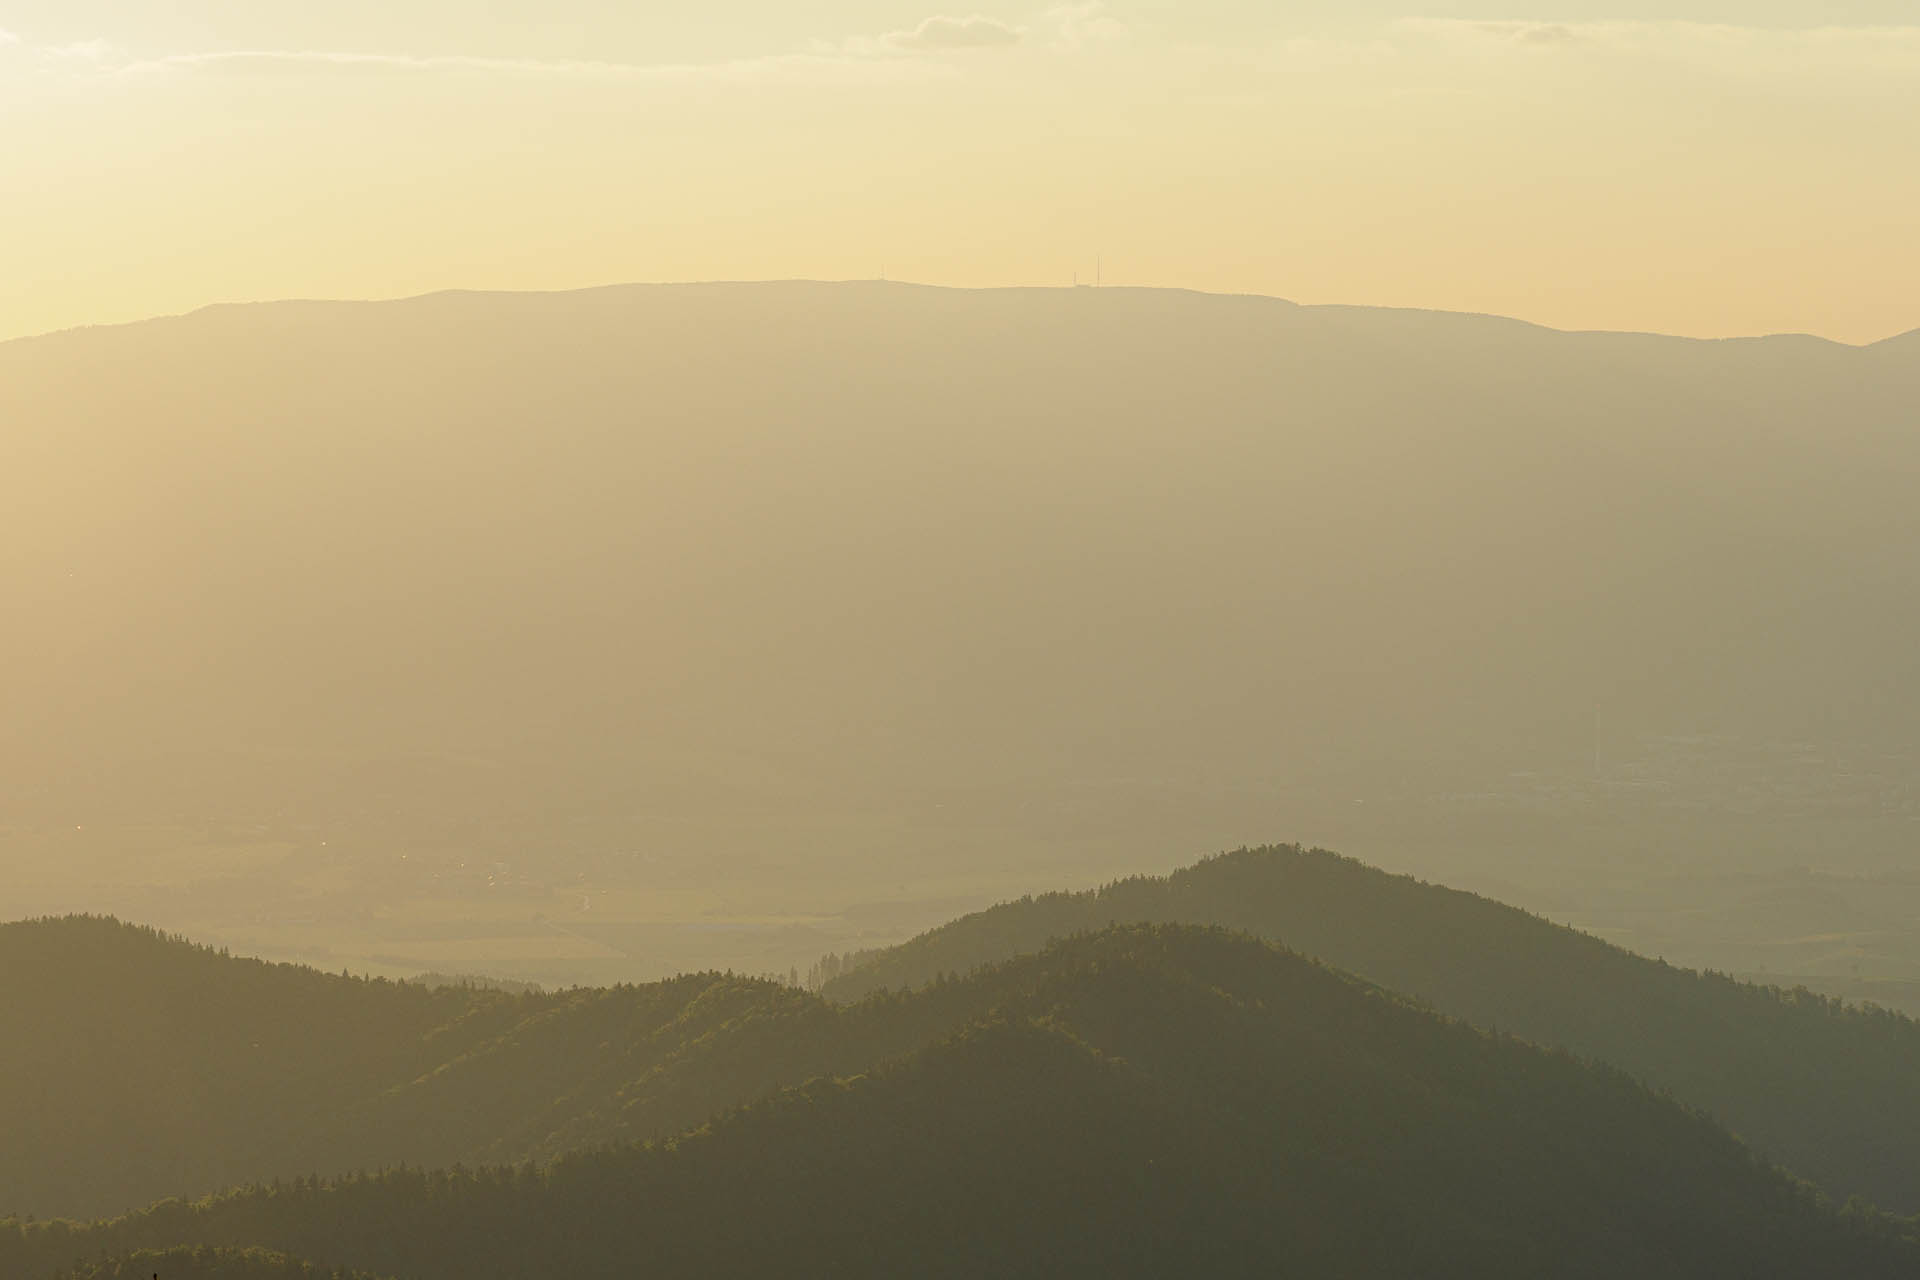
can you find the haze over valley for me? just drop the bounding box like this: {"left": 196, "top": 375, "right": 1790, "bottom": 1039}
{"left": 9, "top": 2, "right": 1920, "bottom": 1274}
{"left": 6, "top": 283, "right": 1920, "bottom": 990}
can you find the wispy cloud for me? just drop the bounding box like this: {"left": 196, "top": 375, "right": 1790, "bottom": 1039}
{"left": 1045, "top": 2, "right": 1128, "bottom": 50}
{"left": 1403, "top": 17, "right": 1920, "bottom": 59}
{"left": 132, "top": 50, "right": 698, "bottom": 76}
{"left": 36, "top": 38, "right": 119, "bottom": 64}
{"left": 43, "top": 45, "right": 944, "bottom": 88}
{"left": 5, "top": 8, "right": 1122, "bottom": 88}
{"left": 1478, "top": 23, "right": 1581, "bottom": 47}
{"left": 829, "top": 7, "right": 1121, "bottom": 58}
{"left": 1351, "top": 19, "right": 1920, "bottom": 90}
{"left": 21, "top": 14, "right": 1919, "bottom": 97}
{"left": 879, "top": 15, "right": 1024, "bottom": 54}
{"left": 12, "top": 24, "right": 1029, "bottom": 86}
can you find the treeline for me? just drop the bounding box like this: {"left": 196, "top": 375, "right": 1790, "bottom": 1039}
{"left": 819, "top": 844, "right": 1920, "bottom": 1213}
{"left": 23, "top": 842, "right": 1920, "bottom": 1231}
{"left": 404, "top": 973, "right": 545, "bottom": 996}
{"left": 0, "top": 917, "right": 827, "bottom": 1220}
{"left": 24, "top": 843, "right": 1920, "bottom": 1233}
{"left": 802, "top": 951, "right": 875, "bottom": 991}
{"left": 0, "top": 916, "right": 514, "bottom": 1220}
{"left": 7, "top": 926, "right": 1919, "bottom": 1280}
{"left": 2, "top": 916, "right": 981, "bottom": 1222}
{"left": 55, "top": 1246, "right": 385, "bottom": 1280}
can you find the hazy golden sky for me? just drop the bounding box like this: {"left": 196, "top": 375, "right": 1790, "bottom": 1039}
{"left": 4, "top": 2, "right": 1917, "bottom": 343}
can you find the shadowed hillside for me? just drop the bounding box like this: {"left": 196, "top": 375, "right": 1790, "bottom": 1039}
{"left": 824, "top": 844, "right": 1920, "bottom": 1213}
{"left": 23, "top": 839, "right": 1920, "bottom": 1227}
{"left": 1, "top": 913, "right": 1076, "bottom": 1221}
{"left": 0, "top": 917, "right": 498, "bottom": 1220}
{"left": 0, "top": 917, "right": 819, "bottom": 1220}
{"left": 7, "top": 927, "right": 1917, "bottom": 1280}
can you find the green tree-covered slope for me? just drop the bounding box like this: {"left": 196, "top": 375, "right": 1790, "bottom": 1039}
{"left": 822, "top": 845, "right": 1920, "bottom": 1212}
{"left": 7, "top": 927, "right": 1916, "bottom": 1280}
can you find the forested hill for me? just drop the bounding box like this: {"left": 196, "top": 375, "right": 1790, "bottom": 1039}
{"left": 0, "top": 917, "right": 497, "bottom": 1220}
{"left": 56, "top": 1248, "right": 385, "bottom": 1280}
{"left": 822, "top": 845, "right": 1920, "bottom": 1213}
{"left": 8, "top": 927, "right": 1917, "bottom": 1280}
{"left": 1, "top": 916, "right": 843, "bottom": 1221}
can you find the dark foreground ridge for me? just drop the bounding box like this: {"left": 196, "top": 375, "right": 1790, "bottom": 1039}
{"left": 17, "top": 839, "right": 1920, "bottom": 1228}
{"left": 824, "top": 844, "right": 1920, "bottom": 1213}
{"left": 8, "top": 925, "right": 1917, "bottom": 1280}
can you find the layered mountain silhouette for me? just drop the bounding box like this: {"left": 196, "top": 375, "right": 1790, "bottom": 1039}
{"left": 825, "top": 844, "right": 1920, "bottom": 1212}
{"left": 11, "top": 281, "right": 1920, "bottom": 1271}
{"left": 8, "top": 926, "right": 1918, "bottom": 1279}
{"left": 17, "top": 841, "right": 1920, "bottom": 1225}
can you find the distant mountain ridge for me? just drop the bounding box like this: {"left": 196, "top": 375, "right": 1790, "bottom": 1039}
{"left": 8, "top": 926, "right": 1918, "bottom": 1280}
{"left": 1869, "top": 324, "right": 1920, "bottom": 350}
{"left": 7, "top": 280, "right": 1920, "bottom": 949}
{"left": 824, "top": 844, "right": 1920, "bottom": 1213}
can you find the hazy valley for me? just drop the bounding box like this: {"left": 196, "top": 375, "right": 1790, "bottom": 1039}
{"left": 14, "top": 0, "right": 1920, "bottom": 1270}
{"left": 6, "top": 283, "right": 1920, "bottom": 995}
